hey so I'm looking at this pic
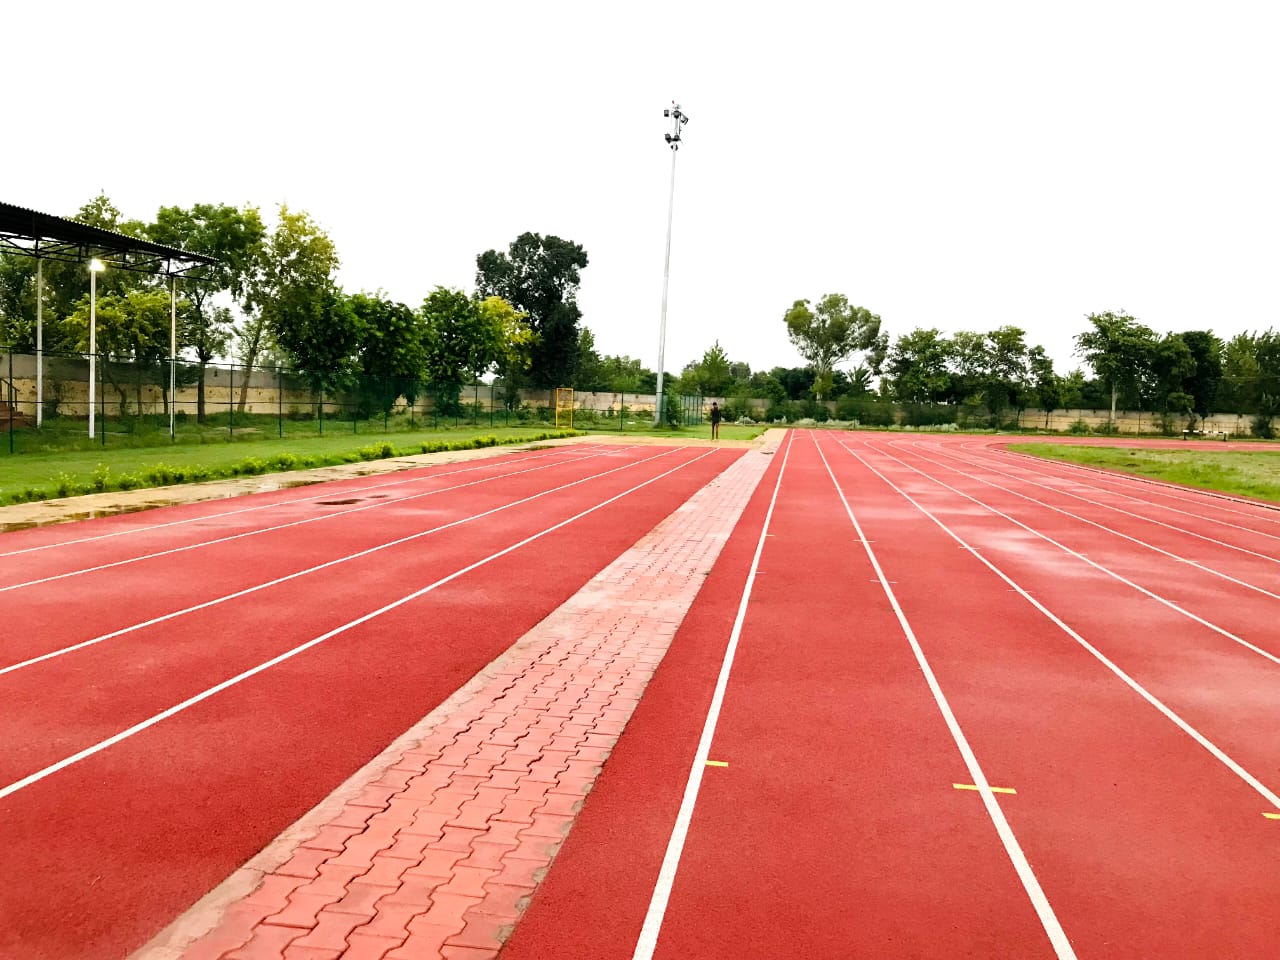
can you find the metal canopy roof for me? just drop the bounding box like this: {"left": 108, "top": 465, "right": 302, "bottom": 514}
{"left": 0, "top": 200, "right": 218, "bottom": 276}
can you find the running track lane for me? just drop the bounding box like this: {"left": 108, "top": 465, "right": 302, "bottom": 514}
{"left": 870, "top": 436, "right": 1280, "bottom": 782}
{"left": 0, "top": 444, "right": 742, "bottom": 960}
{"left": 835, "top": 432, "right": 1280, "bottom": 956}
{"left": 2, "top": 446, "right": 684, "bottom": 779}
{"left": 508, "top": 429, "right": 1280, "bottom": 958}
{"left": 505, "top": 431, "right": 1065, "bottom": 959}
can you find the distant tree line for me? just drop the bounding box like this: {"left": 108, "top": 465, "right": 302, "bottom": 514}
{"left": 4, "top": 199, "right": 1278, "bottom": 435}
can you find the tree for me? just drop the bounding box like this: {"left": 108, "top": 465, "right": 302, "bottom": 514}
{"left": 1253, "top": 330, "right": 1280, "bottom": 438}
{"left": 181, "top": 305, "right": 234, "bottom": 415}
{"left": 249, "top": 205, "right": 345, "bottom": 396}
{"left": 573, "top": 327, "right": 605, "bottom": 392}
{"left": 65, "top": 288, "right": 176, "bottom": 415}
{"left": 475, "top": 233, "right": 588, "bottom": 388}
{"left": 1074, "top": 311, "right": 1157, "bottom": 426}
{"left": 348, "top": 292, "right": 427, "bottom": 416}
{"left": 1147, "top": 333, "right": 1196, "bottom": 421}
{"left": 1027, "top": 346, "right": 1061, "bottom": 427}
{"left": 596, "top": 354, "right": 652, "bottom": 394}
{"left": 984, "top": 326, "right": 1029, "bottom": 425}
{"left": 749, "top": 371, "right": 787, "bottom": 405}
{"left": 946, "top": 330, "right": 988, "bottom": 405}
{"left": 884, "top": 328, "right": 952, "bottom": 404}
{"left": 480, "top": 296, "right": 536, "bottom": 409}
{"left": 420, "top": 287, "right": 505, "bottom": 415}
{"left": 783, "top": 293, "right": 882, "bottom": 400}
{"left": 1179, "top": 330, "right": 1224, "bottom": 421}
{"left": 770, "top": 366, "right": 817, "bottom": 401}
{"left": 1219, "top": 332, "right": 1261, "bottom": 414}
{"left": 148, "top": 203, "right": 266, "bottom": 420}
{"left": 682, "top": 341, "right": 735, "bottom": 397}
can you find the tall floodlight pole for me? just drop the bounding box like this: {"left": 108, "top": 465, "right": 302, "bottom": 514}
{"left": 170, "top": 274, "right": 177, "bottom": 439}
{"left": 87, "top": 258, "right": 105, "bottom": 438}
{"left": 654, "top": 101, "right": 689, "bottom": 426}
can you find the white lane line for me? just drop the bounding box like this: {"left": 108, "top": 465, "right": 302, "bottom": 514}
{"left": 815, "top": 436, "right": 1077, "bottom": 960}
{"left": 0, "top": 447, "right": 692, "bottom": 678}
{"left": 858, "top": 441, "right": 1280, "bottom": 668}
{"left": 0, "top": 450, "right": 606, "bottom": 594}
{"left": 943, "top": 443, "right": 1280, "bottom": 551}
{"left": 0, "top": 446, "right": 586, "bottom": 558}
{"left": 895, "top": 445, "right": 1280, "bottom": 600}
{"left": 842, "top": 443, "right": 1280, "bottom": 814}
{"left": 0, "top": 447, "right": 721, "bottom": 803}
{"left": 632, "top": 433, "right": 794, "bottom": 960}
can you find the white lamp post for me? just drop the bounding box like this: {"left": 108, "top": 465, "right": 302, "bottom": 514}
{"left": 87, "top": 258, "right": 105, "bottom": 438}
{"left": 654, "top": 101, "right": 689, "bottom": 426}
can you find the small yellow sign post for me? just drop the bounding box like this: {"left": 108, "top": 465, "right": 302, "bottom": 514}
{"left": 555, "top": 387, "right": 575, "bottom": 429}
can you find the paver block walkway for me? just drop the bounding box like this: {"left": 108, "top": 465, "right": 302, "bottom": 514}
{"left": 139, "top": 439, "right": 776, "bottom": 960}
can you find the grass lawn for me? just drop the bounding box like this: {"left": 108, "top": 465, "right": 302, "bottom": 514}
{"left": 0, "top": 420, "right": 765, "bottom": 505}
{"left": 1009, "top": 443, "right": 1280, "bottom": 504}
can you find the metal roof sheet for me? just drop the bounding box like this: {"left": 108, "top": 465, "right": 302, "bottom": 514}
{"left": 0, "top": 201, "right": 218, "bottom": 274}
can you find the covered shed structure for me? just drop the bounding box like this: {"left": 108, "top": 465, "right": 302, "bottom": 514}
{"left": 0, "top": 201, "right": 217, "bottom": 436}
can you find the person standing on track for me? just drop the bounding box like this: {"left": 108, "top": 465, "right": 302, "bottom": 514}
{"left": 710, "top": 401, "right": 722, "bottom": 440}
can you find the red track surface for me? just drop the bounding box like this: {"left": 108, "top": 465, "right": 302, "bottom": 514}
{"left": 7, "top": 431, "right": 1280, "bottom": 959}
{"left": 0, "top": 444, "right": 742, "bottom": 960}
{"left": 505, "top": 431, "right": 1280, "bottom": 959}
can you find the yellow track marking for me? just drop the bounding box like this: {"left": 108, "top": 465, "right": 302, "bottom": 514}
{"left": 705, "top": 760, "right": 729, "bottom": 767}
{"left": 1264, "top": 812, "right": 1280, "bottom": 820}
{"left": 954, "top": 783, "right": 1017, "bottom": 795}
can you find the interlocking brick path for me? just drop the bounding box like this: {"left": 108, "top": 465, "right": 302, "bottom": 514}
{"left": 140, "top": 439, "right": 776, "bottom": 960}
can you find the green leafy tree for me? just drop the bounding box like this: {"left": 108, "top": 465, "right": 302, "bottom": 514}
{"left": 282, "top": 288, "right": 362, "bottom": 393}
{"left": 1178, "top": 330, "right": 1224, "bottom": 421}
{"left": 148, "top": 203, "right": 266, "bottom": 420}
{"left": 984, "top": 326, "right": 1030, "bottom": 425}
{"left": 1074, "top": 311, "right": 1157, "bottom": 426}
{"left": 1253, "top": 331, "right": 1280, "bottom": 437}
{"left": 65, "top": 288, "right": 177, "bottom": 414}
{"left": 946, "top": 330, "right": 987, "bottom": 405}
{"left": 348, "top": 292, "right": 427, "bottom": 415}
{"left": 1219, "top": 332, "right": 1261, "bottom": 414}
{"left": 1059, "top": 369, "right": 1087, "bottom": 409}
{"left": 480, "top": 296, "right": 536, "bottom": 408}
{"left": 749, "top": 371, "right": 787, "bottom": 405}
{"left": 249, "top": 205, "right": 344, "bottom": 396}
{"left": 885, "top": 328, "right": 952, "bottom": 404}
{"left": 182, "top": 304, "right": 234, "bottom": 411}
{"left": 1027, "top": 346, "right": 1061, "bottom": 427}
{"left": 573, "top": 327, "right": 606, "bottom": 392}
{"left": 0, "top": 255, "right": 41, "bottom": 350}
{"left": 420, "top": 287, "right": 505, "bottom": 415}
{"left": 783, "top": 293, "right": 882, "bottom": 400}
{"left": 475, "top": 233, "right": 588, "bottom": 388}
{"left": 1146, "top": 333, "right": 1196, "bottom": 420}
{"left": 682, "top": 341, "right": 735, "bottom": 397}
{"left": 770, "top": 366, "right": 817, "bottom": 401}
{"left": 596, "top": 355, "right": 652, "bottom": 394}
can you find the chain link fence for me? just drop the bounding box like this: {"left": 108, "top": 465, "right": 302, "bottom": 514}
{"left": 0, "top": 349, "right": 702, "bottom": 453}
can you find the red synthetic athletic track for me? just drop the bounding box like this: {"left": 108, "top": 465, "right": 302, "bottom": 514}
{"left": 505, "top": 430, "right": 1280, "bottom": 959}
{"left": 0, "top": 443, "right": 744, "bottom": 960}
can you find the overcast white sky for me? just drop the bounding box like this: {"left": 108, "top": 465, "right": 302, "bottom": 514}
{"left": 7, "top": 1, "right": 1278, "bottom": 378}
